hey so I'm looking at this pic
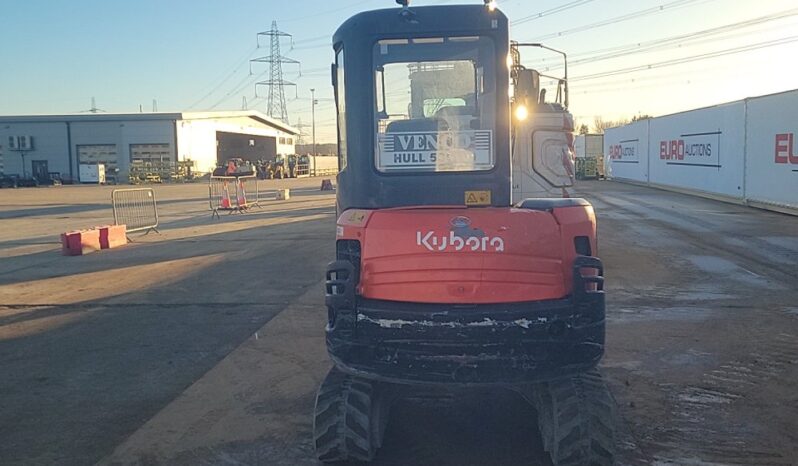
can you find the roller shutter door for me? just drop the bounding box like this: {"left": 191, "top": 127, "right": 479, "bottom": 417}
{"left": 77, "top": 144, "right": 118, "bottom": 170}
{"left": 130, "top": 143, "right": 171, "bottom": 162}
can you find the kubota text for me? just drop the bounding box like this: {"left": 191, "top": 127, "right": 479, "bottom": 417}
{"left": 416, "top": 231, "right": 505, "bottom": 252}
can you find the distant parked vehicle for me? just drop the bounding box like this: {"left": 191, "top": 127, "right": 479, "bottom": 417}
{"left": 16, "top": 177, "right": 40, "bottom": 188}
{"left": 0, "top": 175, "right": 19, "bottom": 188}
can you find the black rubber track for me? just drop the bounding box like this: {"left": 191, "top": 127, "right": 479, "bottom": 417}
{"left": 314, "top": 367, "right": 388, "bottom": 463}
{"left": 530, "top": 369, "right": 616, "bottom": 466}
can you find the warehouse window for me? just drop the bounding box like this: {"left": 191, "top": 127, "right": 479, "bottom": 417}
{"left": 287, "top": 137, "right": 293, "bottom": 145}
{"left": 279, "top": 137, "right": 286, "bottom": 144}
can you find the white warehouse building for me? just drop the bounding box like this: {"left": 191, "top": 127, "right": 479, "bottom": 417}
{"left": 0, "top": 111, "right": 298, "bottom": 183}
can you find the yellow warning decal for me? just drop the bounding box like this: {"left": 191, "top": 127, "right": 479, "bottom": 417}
{"left": 347, "top": 210, "right": 367, "bottom": 224}
{"left": 465, "top": 190, "right": 491, "bottom": 206}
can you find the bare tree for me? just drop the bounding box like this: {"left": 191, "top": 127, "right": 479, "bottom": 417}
{"left": 592, "top": 116, "right": 630, "bottom": 134}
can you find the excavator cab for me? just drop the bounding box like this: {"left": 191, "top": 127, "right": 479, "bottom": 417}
{"left": 331, "top": 3, "right": 511, "bottom": 211}
{"left": 314, "top": 2, "right": 615, "bottom": 464}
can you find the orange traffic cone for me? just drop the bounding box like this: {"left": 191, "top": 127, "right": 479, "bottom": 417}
{"left": 221, "top": 182, "right": 231, "bottom": 208}
{"left": 237, "top": 180, "right": 247, "bottom": 207}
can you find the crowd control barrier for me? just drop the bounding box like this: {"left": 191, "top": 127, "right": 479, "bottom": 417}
{"left": 209, "top": 175, "right": 261, "bottom": 218}
{"left": 296, "top": 162, "right": 310, "bottom": 177}
{"left": 111, "top": 188, "right": 159, "bottom": 234}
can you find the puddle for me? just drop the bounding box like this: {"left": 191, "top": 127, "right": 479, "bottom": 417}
{"left": 660, "top": 352, "right": 709, "bottom": 366}
{"left": 687, "top": 255, "right": 781, "bottom": 289}
{"left": 602, "top": 359, "right": 642, "bottom": 370}
{"left": 609, "top": 307, "right": 712, "bottom": 323}
{"left": 762, "top": 235, "right": 798, "bottom": 250}
{"left": 654, "top": 458, "right": 739, "bottom": 466}
{"left": 677, "top": 388, "right": 737, "bottom": 405}
{"left": 674, "top": 288, "right": 733, "bottom": 301}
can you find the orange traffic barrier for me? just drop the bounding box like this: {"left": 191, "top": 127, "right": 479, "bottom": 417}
{"left": 61, "top": 229, "right": 101, "bottom": 256}
{"left": 98, "top": 224, "right": 127, "bottom": 249}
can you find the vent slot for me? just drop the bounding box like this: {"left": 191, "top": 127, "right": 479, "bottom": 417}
{"left": 336, "top": 239, "right": 362, "bottom": 285}
{"left": 574, "top": 236, "right": 592, "bottom": 256}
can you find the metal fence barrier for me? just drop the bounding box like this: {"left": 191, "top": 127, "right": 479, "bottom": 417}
{"left": 296, "top": 162, "right": 310, "bottom": 177}
{"left": 111, "top": 188, "right": 159, "bottom": 234}
{"left": 311, "top": 166, "right": 339, "bottom": 177}
{"left": 209, "top": 175, "right": 261, "bottom": 218}
{"left": 575, "top": 157, "right": 599, "bottom": 180}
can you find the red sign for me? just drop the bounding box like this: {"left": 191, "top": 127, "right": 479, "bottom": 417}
{"left": 659, "top": 138, "right": 714, "bottom": 162}
{"left": 775, "top": 133, "right": 797, "bottom": 164}
{"left": 660, "top": 140, "right": 684, "bottom": 160}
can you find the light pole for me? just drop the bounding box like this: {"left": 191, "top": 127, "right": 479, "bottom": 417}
{"left": 20, "top": 152, "right": 27, "bottom": 178}
{"left": 310, "top": 88, "right": 318, "bottom": 156}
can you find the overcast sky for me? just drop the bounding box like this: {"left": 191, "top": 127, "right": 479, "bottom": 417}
{"left": 2, "top": 0, "right": 797, "bottom": 142}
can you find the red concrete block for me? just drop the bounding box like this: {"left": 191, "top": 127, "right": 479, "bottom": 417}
{"left": 60, "top": 229, "right": 101, "bottom": 256}
{"left": 98, "top": 224, "right": 127, "bottom": 249}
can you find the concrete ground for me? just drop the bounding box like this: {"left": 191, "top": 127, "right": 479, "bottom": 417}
{"left": 0, "top": 179, "right": 796, "bottom": 465}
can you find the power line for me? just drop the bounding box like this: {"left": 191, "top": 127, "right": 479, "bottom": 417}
{"left": 208, "top": 72, "right": 257, "bottom": 109}
{"left": 291, "top": 34, "right": 329, "bottom": 46}
{"left": 291, "top": 42, "right": 332, "bottom": 52}
{"left": 188, "top": 46, "right": 257, "bottom": 109}
{"left": 570, "top": 61, "right": 774, "bottom": 97}
{"left": 277, "top": 0, "right": 376, "bottom": 23}
{"left": 570, "top": 60, "right": 744, "bottom": 91}
{"left": 570, "top": 34, "right": 798, "bottom": 82}
{"left": 524, "top": 7, "right": 798, "bottom": 71}
{"left": 521, "top": 0, "right": 707, "bottom": 42}
{"left": 511, "top": 0, "right": 596, "bottom": 26}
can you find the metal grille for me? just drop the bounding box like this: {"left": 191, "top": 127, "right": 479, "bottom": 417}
{"left": 111, "top": 188, "right": 159, "bottom": 234}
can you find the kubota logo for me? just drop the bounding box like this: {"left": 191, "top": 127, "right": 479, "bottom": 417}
{"left": 449, "top": 216, "right": 471, "bottom": 228}
{"left": 416, "top": 231, "right": 505, "bottom": 252}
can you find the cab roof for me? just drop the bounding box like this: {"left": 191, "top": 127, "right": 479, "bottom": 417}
{"left": 333, "top": 4, "right": 508, "bottom": 46}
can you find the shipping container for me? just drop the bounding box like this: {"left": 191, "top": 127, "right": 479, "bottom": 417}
{"left": 744, "top": 89, "right": 798, "bottom": 211}
{"left": 574, "top": 134, "right": 603, "bottom": 158}
{"left": 604, "top": 120, "right": 649, "bottom": 182}
{"left": 603, "top": 87, "right": 798, "bottom": 215}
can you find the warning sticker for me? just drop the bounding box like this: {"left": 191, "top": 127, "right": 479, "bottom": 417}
{"left": 377, "top": 130, "right": 493, "bottom": 172}
{"left": 347, "top": 210, "right": 367, "bottom": 224}
{"left": 465, "top": 190, "right": 491, "bottom": 206}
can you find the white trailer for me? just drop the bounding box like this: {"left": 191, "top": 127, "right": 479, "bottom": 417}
{"left": 574, "top": 134, "right": 603, "bottom": 159}
{"left": 79, "top": 163, "right": 106, "bottom": 184}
